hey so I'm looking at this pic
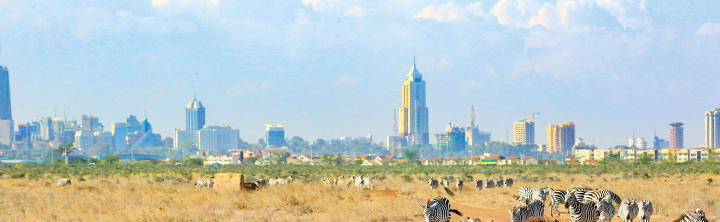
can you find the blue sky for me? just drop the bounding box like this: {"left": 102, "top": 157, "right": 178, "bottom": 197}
{"left": 1, "top": 0, "right": 719, "bottom": 148}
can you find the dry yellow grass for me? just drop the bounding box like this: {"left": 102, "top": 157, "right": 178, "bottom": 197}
{"left": 0, "top": 173, "right": 717, "bottom": 221}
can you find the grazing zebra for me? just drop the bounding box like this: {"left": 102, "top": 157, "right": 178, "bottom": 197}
{"left": 597, "top": 196, "right": 616, "bottom": 222}
{"left": 418, "top": 196, "right": 463, "bottom": 222}
{"left": 486, "top": 179, "right": 495, "bottom": 189}
{"left": 637, "top": 200, "right": 652, "bottom": 222}
{"left": 57, "top": 178, "right": 71, "bottom": 187}
{"left": 429, "top": 177, "right": 440, "bottom": 190}
{"left": 617, "top": 200, "right": 639, "bottom": 222}
{"left": 505, "top": 177, "right": 514, "bottom": 188}
{"left": 456, "top": 179, "right": 464, "bottom": 192}
{"left": 195, "top": 177, "right": 214, "bottom": 190}
{"left": 565, "top": 191, "right": 600, "bottom": 222}
{"left": 550, "top": 190, "right": 567, "bottom": 217}
{"left": 510, "top": 200, "right": 544, "bottom": 222}
{"left": 254, "top": 179, "right": 267, "bottom": 187}
{"left": 337, "top": 175, "right": 351, "bottom": 188}
{"left": 323, "top": 176, "right": 335, "bottom": 186}
{"left": 517, "top": 186, "right": 547, "bottom": 202}
{"left": 351, "top": 175, "right": 365, "bottom": 190}
{"left": 268, "top": 178, "right": 278, "bottom": 186}
{"left": 475, "top": 180, "right": 483, "bottom": 191}
{"left": 361, "top": 176, "right": 374, "bottom": 190}
{"left": 673, "top": 209, "right": 709, "bottom": 222}
{"left": 442, "top": 179, "right": 450, "bottom": 188}
{"left": 583, "top": 190, "right": 622, "bottom": 206}
{"left": 496, "top": 179, "right": 505, "bottom": 188}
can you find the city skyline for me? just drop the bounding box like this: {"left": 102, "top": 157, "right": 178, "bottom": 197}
{"left": 1, "top": 1, "right": 719, "bottom": 148}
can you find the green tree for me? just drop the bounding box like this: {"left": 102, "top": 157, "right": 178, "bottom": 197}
{"left": 635, "top": 153, "right": 654, "bottom": 165}
{"left": 272, "top": 151, "right": 291, "bottom": 164}
{"left": 101, "top": 155, "right": 120, "bottom": 165}
{"left": 88, "top": 143, "right": 112, "bottom": 157}
{"left": 244, "top": 156, "right": 260, "bottom": 165}
{"left": 403, "top": 150, "right": 419, "bottom": 162}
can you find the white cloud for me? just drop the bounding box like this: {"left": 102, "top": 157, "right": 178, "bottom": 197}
{"left": 415, "top": 1, "right": 468, "bottom": 22}
{"left": 489, "top": 0, "right": 540, "bottom": 27}
{"left": 344, "top": 6, "right": 364, "bottom": 17}
{"left": 465, "top": 2, "right": 492, "bottom": 20}
{"left": 301, "top": 0, "right": 339, "bottom": 12}
{"left": 696, "top": 22, "right": 720, "bottom": 35}
{"left": 151, "top": 0, "right": 218, "bottom": 16}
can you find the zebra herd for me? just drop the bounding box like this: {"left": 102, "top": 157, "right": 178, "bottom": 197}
{"left": 192, "top": 175, "right": 292, "bottom": 191}
{"left": 323, "top": 174, "right": 374, "bottom": 190}
{"left": 427, "top": 177, "right": 514, "bottom": 192}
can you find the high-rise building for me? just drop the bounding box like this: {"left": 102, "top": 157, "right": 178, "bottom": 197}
{"left": 174, "top": 125, "right": 239, "bottom": 152}
{"left": 38, "top": 117, "right": 54, "bottom": 141}
{"left": 399, "top": 60, "right": 429, "bottom": 145}
{"left": 546, "top": 122, "right": 575, "bottom": 153}
{"left": 435, "top": 123, "right": 466, "bottom": 152}
{"left": 266, "top": 124, "right": 285, "bottom": 148}
{"left": 705, "top": 108, "right": 720, "bottom": 148}
{"left": 669, "top": 122, "right": 684, "bottom": 149}
{"left": 466, "top": 105, "right": 482, "bottom": 146}
{"left": 653, "top": 131, "right": 669, "bottom": 149}
{"left": 0, "top": 119, "right": 12, "bottom": 146}
{"left": 81, "top": 115, "right": 102, "bottom": 132}
{"left": 74, "top": 130, "right": 95, "bottom": 151}
{"left": 513, "top": 119, "right": 535, "bottom": 145}
{"left": 0, "top": 66, "right": 12, "bottom": 121}
{"left": 186, "top": 96, "right": 205, "bottom": 131}
{"left": 111, "top": 122, "right": 127, "bottom": 150}
{"left": 628, "top": 137, "right": 647, "bottom": 149}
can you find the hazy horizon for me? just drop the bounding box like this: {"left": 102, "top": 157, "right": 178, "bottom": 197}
{"left": 1, "top": 0, "right": 719, "bottom": 148}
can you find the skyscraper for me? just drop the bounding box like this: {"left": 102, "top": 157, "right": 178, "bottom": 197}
{"left": 669, "top": 122, "right": 684, "bottom": 149}
{"left": 513, "top": 119, "right": 535, "bottom": 145}
{"left": 186, "top": 96, "right": 205, "bottom": 131}
{"left": 466, "top": 105, "right": 482, "bottom": 146}
{"left": 546, "top": 122, "right": 575, "bottom": 153}
{"left": 266, "top": 124, "right": 285, "bottom": 148}
{"left": 705, "top": 108, "right": 720, "bottom": 148}
{"left": 111, "top": 122, "right": 127, "bottom": 150}
{"left": 435, "top": 123, "right": 466, "bottom": 152}
{"left": 81, "top": 115, "right": 102, "bottom": 132}
{"left": 0, "top": 66, "right": 13, "bottom": 146}
{"left": 399, "top": 59, "right": 429, "bottom": 145}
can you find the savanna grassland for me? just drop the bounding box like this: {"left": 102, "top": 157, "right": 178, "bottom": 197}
{"left": 0, "top": 163, "right": 718, "bottom": 221}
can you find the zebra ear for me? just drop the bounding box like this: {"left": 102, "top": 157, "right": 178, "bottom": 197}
{"left": 418, "top": 203, "right": 426, "bottom": 210}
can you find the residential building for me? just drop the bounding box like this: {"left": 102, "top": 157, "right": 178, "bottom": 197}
{"left": 669, "top": 122, "right": 684, "bottom": 149}
{"left": 186, "top": 96, "right": 205, "bottom": 131}
{"left": 434, "top": 123, "right": 466, "bottom": 152}
{"left": 628, "top": 137, "right": 648, "bottom": 149}
{"left": 705, "top": 108, "right": 720, "bottom": 148}
{"left": 111, "top": 122, "right": 127, "bottom": 150}
{"left": 546, "top": 122, "right": 575, "bottom": 153}
{"left": 399, "top": 60, "right": 429, "bottom": 145}
{"left": 266, "top": 124, "right": 285, "bottom": 148}
{"left": 513, "top": 119, "right": 534, "bottom": 145}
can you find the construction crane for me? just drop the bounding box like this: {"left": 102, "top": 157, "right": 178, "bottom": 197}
{"left": 514, "top": 111, "right": 540, "bottom": 122}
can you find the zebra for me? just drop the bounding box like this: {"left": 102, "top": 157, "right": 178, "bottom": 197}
{"left": 361, "top": 175, "right": 374, "bottom": 190}
{"left": 486, "top": 179, "right": 495, "bottom": 189}
{"left": 617, "top": 199, "right": 639, "bottom": 222}
{"left": 496, "top": 179, "right": 505, "bottom": 188}
{"left": 337, "top": 175, "right": 352, "bottom": 188}
{"left": 569, "top": 189, "right": 591, "bottom": 204}
{"left": 429, "top": 177, "right": 440, "bottom": 190}
{"left": 442, "top": 179, "right": 450, "bottom": 188}
{"left": 475, "top": 180, "right": 483, "bottom": 191}
{"left": 550, "top": 190, "right": 567, "bottom": 217}
{"left": 268, "top": 178, "right": 278, "bottom": 186}
{"left": 254, "top": 179, "right": 267, "bottom": 187}
{"left": 565, "top": 191, "right": 600, "bottom": 222}
{"left": 195, "top": 177, "right": 214, "bottom": 190}
{"left": 456, "top": 178, "right": 463, "bottom": 192}
{"left": 517, "top": 186, "right": 547, "bottom": 202}
{"left": 637, "top": 200, "right": 652, "bottom": 222}
{"left": 673, "top": 209, "right": 709, "bottom": 222}
{"left": 583, "top": 190, "right": 622, "bottom": 206}
{"left": 418, "top": 196, "right": 463, "bottom": 222}
{"left": 323, "top": 176, "right": 335, "bottom": 186}
{"left": 509, "top": 200, "right": 544, "bottom": 222}
{"left": 505, "top": 177, "right": 514, "bottom": 188}
{"left": 597, "top": 196, "right": 616, "bottom": 222}
{"left": 57, "top": 178, "right": 71, "bottom": 187}
{"left": 351, "top": 175, "right": 365, "bottom": 190}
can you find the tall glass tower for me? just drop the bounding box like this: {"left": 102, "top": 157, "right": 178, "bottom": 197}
{"left": 399, "top": 59, "right": 429, "bottom": 145}
{"left": 186, "top": 96, "right": 205, "bottom": 131}
{"left": 0, "top": 66, "right": 11, "bottom": 121}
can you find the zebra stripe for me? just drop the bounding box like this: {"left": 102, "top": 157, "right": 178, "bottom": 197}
{"left": 597, "top": 197, "right": 616, "bottom": 222}
{"left": 637, "top": 200, "right": 653, "bottom": 222}
{"left": 517, "top": 186, "right": 548, "bottom": 202}
{"left": 456, "top": 179, "right": 463, "bottom": 192}
{"left": 674, "top": 209, "right": 709, "bottom": 222}
{"left": 504, "top": 177, "right": 514, "bottom": 188}
{"left": 474, "top": 180, "right": 483, "bottom": 191}
{"left": 429, "top": 178, "right": 439, "bottom": 190}
{"left": 617, "top": 199, "right": 639, "bottom": 222}
{"left": 418, "top": 196, "right": 463, "bottom": 222}
{"left": 195, "top": 177, "right": 214, "bottom": 190}
{"left": 550, "top": 190, "right": 567, "bottom": 217}
{"left": 323, "top": 176, "right": 335, "bottom": 186}
{"left": 486, "top": 179, "right": 495, "bottom": 189}
{"left": 565, "top": 191, "right": 600, "bottom": 222}
{"left": 583, "top": 190, "right": 622, "bottom": 206}
{"left": 510, "top": 200, "right": 544, "bottom": 222}
{"left": 57, "top": 178, "right": 71, "bottom": 187}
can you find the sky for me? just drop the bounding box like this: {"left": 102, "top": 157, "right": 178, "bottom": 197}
{"left": 1, "top": 0, "right": 719, "bottom": 148}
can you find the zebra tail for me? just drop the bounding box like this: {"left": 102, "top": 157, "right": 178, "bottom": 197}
{"left": 450, "top": 209, "right": 463, "bottom": 216}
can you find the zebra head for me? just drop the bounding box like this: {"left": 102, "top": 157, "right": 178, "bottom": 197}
{"left": 564, "top": 191, "right": 577, "bottom": 208}
{"left": 418, "top": 200, "right": 437, "bottom": 222}
{"left": 683, "top": 209, "right": 709, "bottom": 222}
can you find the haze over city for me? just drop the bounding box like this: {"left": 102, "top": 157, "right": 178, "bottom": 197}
{"left": 1, "top": 0, "right": 720, "bottom": 148}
